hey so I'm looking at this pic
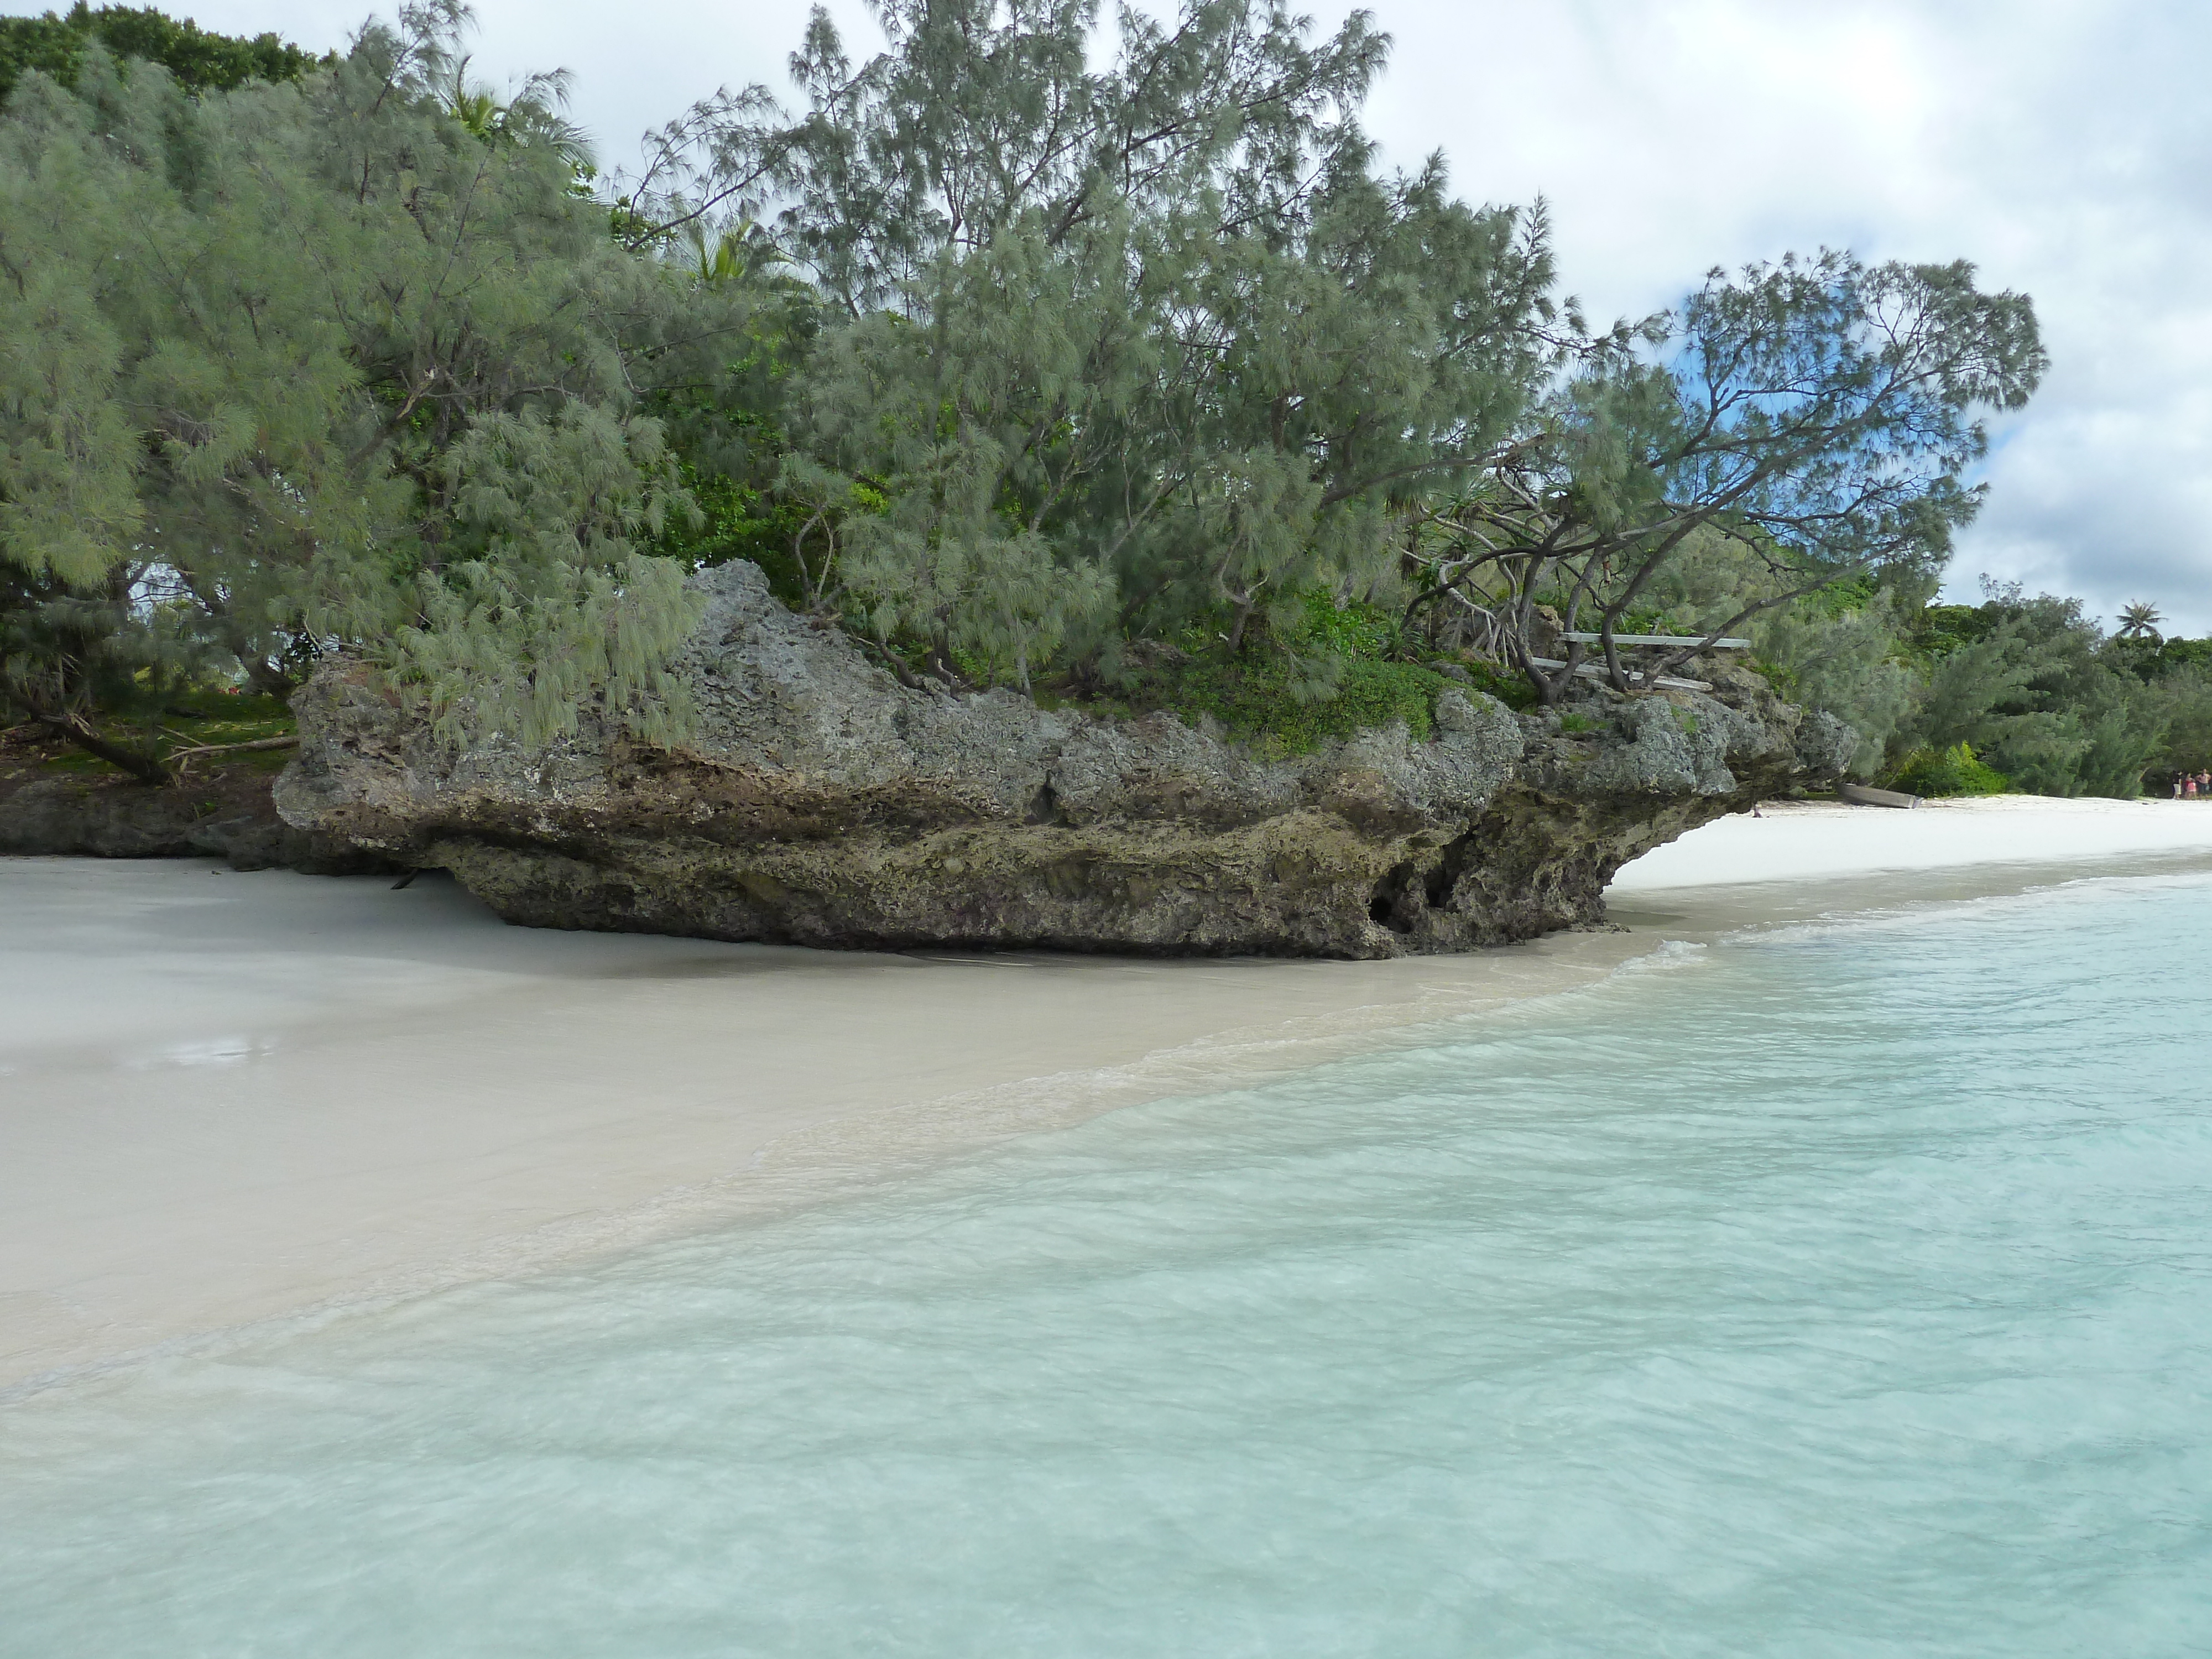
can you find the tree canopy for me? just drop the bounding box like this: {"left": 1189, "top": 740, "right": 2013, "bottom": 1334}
{"left": 615, "top": 0, "right": 1565, "bottom": 689}
{"left": 0, "top": 3, "right": 325, "bottom": 105}
{"left": 1, "top": 0, "right": 2074, "bottom": 789}
{"left": 1, "top": 2, "right": 778, "bottom": 768}
{"left": 1405, "top": 253, "right": 2044, "bottom": 698}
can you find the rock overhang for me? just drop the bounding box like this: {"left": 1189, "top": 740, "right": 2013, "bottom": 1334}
{"left": 274, "top": 561, "right": 1852, "bottom": 957}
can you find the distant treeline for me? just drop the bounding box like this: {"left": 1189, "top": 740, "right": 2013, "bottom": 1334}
{"left": 0, "top": 4, "right": 325, "bottom": 104}
{"left": 1618, "top": 554, "right": 2211, "bottom": 796}
{"left": 10, "top": 2, "right": 2180, "bottom": 799}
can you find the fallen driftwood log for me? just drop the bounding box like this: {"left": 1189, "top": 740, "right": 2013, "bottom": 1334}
{"left": 163, "top": 732, "right": 301, "bottom": 775}
{"left": 1558, "top": 632, "right": 1751, "bottom": 649}
{"left": 1839, "top": 781, "right": 1920, "bottom": 809}
{"left": 1526, "top": 657, "right": 1714, "bottom": 692}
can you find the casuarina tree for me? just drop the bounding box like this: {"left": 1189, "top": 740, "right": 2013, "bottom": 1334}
{"left": 3, "top": 0, "right": 2049, "bottom": 773}
{"left": 1, "top": 3, "right": 771, "bottom": 772}
{"left": 1403, "top": 252, "right": 2046, "bottom": 702}
{"left": 627, "top": 0, "right": 1564, "bottom": 690}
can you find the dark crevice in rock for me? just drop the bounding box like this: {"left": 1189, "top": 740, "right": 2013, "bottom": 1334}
{"left": 1424, "top": 846, "right": 1463, "bottom": 911}
{"left": 1369, "top": 862, "right": 1421, "bottom": 934}
{"left": 1024, "top": 779, "right": 1069, "bottom": 826}
{"left": 1366, "top": 883, "right": 1396, "bottom": 928}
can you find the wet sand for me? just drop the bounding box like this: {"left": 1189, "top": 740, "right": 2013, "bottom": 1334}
{"left": 9, "top": 792, "right": 2212, "bottom": 1393}
{"left": 1, "top": 860, "right": 1642, "bottom": 1392}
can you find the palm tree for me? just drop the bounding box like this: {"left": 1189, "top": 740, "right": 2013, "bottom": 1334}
{"left": 436, "top": 59, "right": 593, "bottom": 178}
{"left": 2116, "top": 601, "right": 2166, "bottom": 642}
{"left": 685, "top": 218, "right": 794, "bottom": 285}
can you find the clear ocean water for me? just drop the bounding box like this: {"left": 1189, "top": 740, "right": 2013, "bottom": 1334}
{"left": 6, "top": 872, "right": 2211, "bottom": 1658}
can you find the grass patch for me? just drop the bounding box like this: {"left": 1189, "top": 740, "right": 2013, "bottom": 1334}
{"left": 28, "top": 687, "right": 298, "bottom": 780}
{"left": 161, "top": 689, "right": 297, "bottom": 747}
{"left": 1457, "top": 659, "right": 1538, "bottom": 712}
{"left": 39, "top": 750, "right": 118, "bottom": 775}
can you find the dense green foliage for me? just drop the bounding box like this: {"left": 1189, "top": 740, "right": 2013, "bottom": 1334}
{"left": 1104, "top": 591, "right": 1454, "bottom": 753}
{"left": 0, "top": 4, "right": 324, "bottom": 105}
{"left": 1897, "top": 590, "right": 2157, "bottom": 796}
{"left": 671, "top": 0, "right": 1564, "bottom": 692}
{"left": 620, "top": 0, "right": 2041, "bottom": 708}
{"left": 0, "top": 2, "right": 787, "bottom": 773}
{"left": 1619, "top": 544, "right": 2212, "bottom": 797}
{"left": 19, "top": 0, "right": 2183, "bottom": 802}
{"left": 1890, "top": 742, "right": 2010, "bottom": 799}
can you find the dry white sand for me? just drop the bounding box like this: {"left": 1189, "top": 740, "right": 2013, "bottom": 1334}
{"left": 1612, "top": 792, "right": 2212, "bottom": 892}
{"left": 9, "top": 792, "right": 2212, "bottom": 1392}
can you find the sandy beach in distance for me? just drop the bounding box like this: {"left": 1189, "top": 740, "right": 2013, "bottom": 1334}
{"left": 8, "top": 793, "right": 2212, "bottom": 1394}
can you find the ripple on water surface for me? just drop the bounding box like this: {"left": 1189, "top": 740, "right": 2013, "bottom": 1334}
{"left": 6, "top": 874, "right": 2212, "bottom": 1657}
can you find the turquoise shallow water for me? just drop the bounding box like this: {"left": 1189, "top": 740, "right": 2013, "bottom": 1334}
{"left": 6, "top": 874, "right": 2212, "bottom": 1657}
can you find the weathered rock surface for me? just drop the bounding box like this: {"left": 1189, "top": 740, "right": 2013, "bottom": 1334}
{"left": 275, "top": 562, "right": 1853, "bottom": 957}
{"left": 0, "top": 731, "right": 394, "bottom": 873}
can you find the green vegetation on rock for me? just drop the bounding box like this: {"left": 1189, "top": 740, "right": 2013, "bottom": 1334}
{"left": 1535, "top": 520, "right": 2209, "bottom": 799}
{"left": 0, "top": 0, "right": 2067, "bottom": 790}
{"left": 1171, "top": 593, "right": 1447, "bottom": 750}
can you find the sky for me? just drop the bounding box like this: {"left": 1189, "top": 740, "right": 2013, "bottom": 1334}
{"left": 21, "top": 0, "right": 2212, "bottom": 630}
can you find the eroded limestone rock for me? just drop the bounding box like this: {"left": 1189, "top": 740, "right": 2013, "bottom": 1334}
{"left": 274, "top": 562, "right": 1851, "bottom": 957}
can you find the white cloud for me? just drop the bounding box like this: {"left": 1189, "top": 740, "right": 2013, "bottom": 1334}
{"left": 64, "top": 0, "right": 2212, "bottom": 630}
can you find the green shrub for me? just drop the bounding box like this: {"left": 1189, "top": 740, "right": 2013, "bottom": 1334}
{"left": 1291, "top": 589, "right": 1401, "bottom": 660}
{"left": 1458, "top": 660, "right": 1538, "bottom": 711}
{"left": 1077, "top": 588, "right": 1480, "bottom": 752}
{"left": 1083, "top": 588, "right": 1548, "bottom": 752}
{"left": 1155, "top": 654, "right": 1449, "bottom": 754}
{"left": 1888, "top": 741, "right": 2008, "bottom": 797}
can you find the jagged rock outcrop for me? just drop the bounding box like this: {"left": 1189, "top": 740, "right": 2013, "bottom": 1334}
{"left": 274, "top": 562, "right": 1854, "bottom": 957}
{"left": 0, "top": 733, "right": 393, "bottom": 874}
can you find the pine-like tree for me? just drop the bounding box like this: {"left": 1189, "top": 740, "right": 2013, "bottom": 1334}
{"left": 1, "top": 4, "right": 775, "bottom": 770}
{"left": 633, "top": 0, "right": 1562, "bottom": 690}
{"left": 3, "top": 0, "right": 2057, "bottom": 775}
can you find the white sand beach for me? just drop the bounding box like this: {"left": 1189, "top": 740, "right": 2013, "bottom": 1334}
{"left": 8, "top": 793, "right": 2212, "bottom": 1392}
{"left": 1611, "top": 792, "right": 2212, "bottom": 891}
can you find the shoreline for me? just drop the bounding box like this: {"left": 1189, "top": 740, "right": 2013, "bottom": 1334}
{"left": 9, "top": 794, "right": 2212, "bottom": 1395}
{"left": 1, "top": 861, "right": 1650, "bottom": 1396}
{"left": 1608, "top": 794, "right": 2212, "bottom": 935}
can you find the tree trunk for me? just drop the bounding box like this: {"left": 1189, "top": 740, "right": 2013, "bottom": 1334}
{"left": 37, "top": 715, "right": 174, "bottom": 787}
{"left": 169, "top": 734, "right": 300, "bottom": 774}
{"left": 241, "top": 659, "right": 299, "bottom": 700}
